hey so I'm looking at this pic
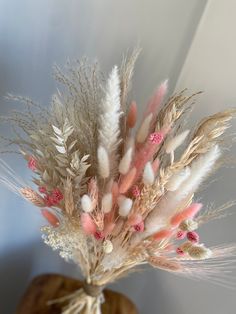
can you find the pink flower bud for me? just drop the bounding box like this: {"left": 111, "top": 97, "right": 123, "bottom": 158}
{"left": 176, "top": 230, "right": 187, "bottom": 240}
{"left": 52, "top": 188, "right": 64, "bottom": 201}
{"left": 44, "top": 195, "right": 54, "bottom": 207}
{"left": 131, "top": 185, "right": 141, "bottom": 197}
{"left": 133, "top": 221, "right": 144, "bottom": 232}
{"left": 176, "top": 247, "right": 185, "bottom": 256}
{"left": 94, "top": 231, "right": 105, "bottom": 240}
{"left": 149, "top": 132, "right": 164, "bottom": 145}
{"left": 38, "top": 186, "right": 47, "bottom": 194}
{"left": 187, "top": 231, "right": 199, "bottom": 243}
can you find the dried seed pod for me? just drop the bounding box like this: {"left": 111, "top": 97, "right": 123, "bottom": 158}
{"left": 179, "top": 241, "right": 193, "bottom": 253}
{"left": 179, "top": 219, "right": 198, "bottom": 232}
{"left": 188, "top": 245, "right": 212, "bottom": 260}
{"left": 103, "top": 240, "right": 113, "bottom": 254}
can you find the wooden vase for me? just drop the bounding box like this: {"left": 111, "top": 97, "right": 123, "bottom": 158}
{"left": 16, "top": 274, "right": 138, "bottom": 314}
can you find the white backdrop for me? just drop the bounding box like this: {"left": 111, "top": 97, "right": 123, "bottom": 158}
{"left": 1, "top": 1, "right": 236, "bottom": 313}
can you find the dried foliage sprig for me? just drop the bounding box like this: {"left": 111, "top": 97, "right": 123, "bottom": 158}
{"left": 1, "top": 49, "right": 236, "bottom": 314}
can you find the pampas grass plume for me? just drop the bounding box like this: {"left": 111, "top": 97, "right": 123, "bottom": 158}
{"left": 97, "top": 146, "right": 110, "bottom": 178}
{"left": 99, "top": 66, "right": 121, "bottom": 154}
{"left": 166, "top": 167, "right": 191, "bottom": 191}
{"left": 176, "top": 145, "right": 221, "bottom": 201}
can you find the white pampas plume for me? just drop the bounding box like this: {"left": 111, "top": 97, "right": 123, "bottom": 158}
{"left": 102, "top": 193, "right": 113, "bottom": 213}
{"left": 99, "top": 66, "right": 121, "bottom": 155}
{"left": 81, "top": 194, "right": 93, "bottom": 213}
{"left": 176, "top": 145, "right": 221, "bottom": 201}
{"left": 166, "top": 167, "right": 191, "bottom": 191}
{"left": 165, "top": 130, "right": 190, "bottom": 154}
{"left": 119, "top": 147, "right": 133, "bottom": 175}
{"left": 97, "top": 146, "right": 110, "bottom": 178}
{"left": 136, "top": 113, "right": 153, "bottom": 143}
{"left": 143, "top": 162, "right": 155, "bottom": 185}
{"left": 118, "top": 197, "right": 133, "bottom": 217}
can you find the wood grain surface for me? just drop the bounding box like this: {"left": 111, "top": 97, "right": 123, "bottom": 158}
{"left": 16, "top": 274, "right": 138, "bottom": 314}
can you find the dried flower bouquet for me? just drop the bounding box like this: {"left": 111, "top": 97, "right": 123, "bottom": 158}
{"left": 1, "top": 49, "right": 236, "bottom": 314}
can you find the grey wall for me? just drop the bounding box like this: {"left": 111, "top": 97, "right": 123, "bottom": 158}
{"left": 4, "top": 1, "right": 236, "bottom": 314}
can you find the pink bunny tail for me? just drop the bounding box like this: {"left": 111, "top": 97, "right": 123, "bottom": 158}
{"left": 170, "top": 203, "right": 203, "bottom": 227}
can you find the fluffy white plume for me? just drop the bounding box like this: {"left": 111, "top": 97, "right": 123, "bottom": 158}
{"left": 176, "top": 145, "right": 221, "bottom": 201}
{"left": 165, "top": 130, "right": 190, "bottom": 154}
{"left": 118, "top": 197, "right": 133, "bottom": 217}
{"left": 136, "top": 113, "right": 153, "bottom": 143}
{"left": 143, "top": 162, "right": 155, "bottom": 185}
{"left": 102, "top": 193, "right": 113, "bottom": 213}
{"left": 166, "top": 167, "right": 191, "bottom": 191}
{"left": 99, "top": 66, "right": 121, "bottom": 155}
{"left": 118, "top": 147, "right": 133, "bottom": 175}
{"left": 81, "top": 194, "right": 93, "bottom": 213}
{"left": 97, "top": 146, "right": 110, "bottom": 178}
{"left": 139, "top": 146, "right": 220, "bottom": 241}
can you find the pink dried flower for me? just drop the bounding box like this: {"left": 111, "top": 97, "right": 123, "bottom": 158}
{"left": 133, "top": 221, "right": 144, "bottom": 232}
{"left": 176, "top": 247, "right": 185, "bottom": 256}
{"left": 176, "top": 230, "right": 187, "bottom": 240}
{"left": 187, "top": 231, "right": 199, "bottom": 243}
{"left": 52, "top": 188, "right": 64, "bottom": 201}
{"left": 44, "top": 195, "right": 54, "bottom": 207}
{"left": 149, "top": 132, "right": 164, "bottom": 145}
{"left": 38, "top": 186, "right": 47, "bottom": 194}
{"left": 94, "top": 230, "right": 105, "bottom": 240}
{"left": 28, "top": 156, "right": 37, "bottom": 171}
{"left": 131, "top": 185, "right": 141, "bottom": 197}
